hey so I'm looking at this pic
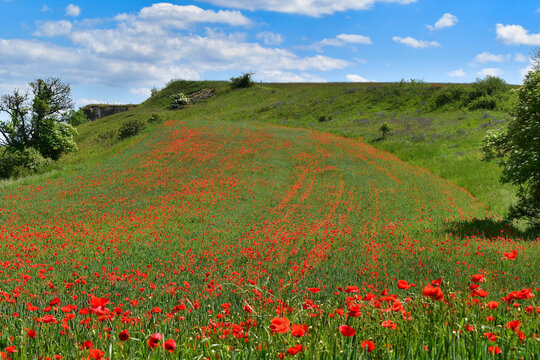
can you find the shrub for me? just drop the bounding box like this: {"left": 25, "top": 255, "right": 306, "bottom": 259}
{"left": 150, "top": 87, "right": 159, "bottom": 97}
{"left": 118, "top": 119, "right": 146, "bottom": 139}
{"left": 379, "top": 121, "right": 392, "bottom": 139}
{"left": 230, "top": 73, "right": 254, "bottom": 89}
{"left": 170, "top": 93, "right": 190, "bottom": 110}
{"left": 431, "top": 85, "right": 468, "bottom": 109}
{"left": 318, "top": 115, "right": 332, "bottom": 123}
{"left": 96, "top": 130, "right": 118, "bottom": 143}
{"left": 147, "top": 113, "right": 163, "bottom": 124}
{"left": 467, "top": 96, "right": 497, "bottom": 110}
{"left": 0, "top": 147, "right": 52, "bottom": 179}
{"left": 483, "top": 69, "right": 540, "bottom": 223}
{"left": 63, "top": 109, "right": 89, "bottom": 127}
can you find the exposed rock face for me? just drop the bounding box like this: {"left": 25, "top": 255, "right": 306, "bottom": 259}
{"left": 82, "top": 105, "right": 136, "bottom": 121}
{"left": 189, "top": 88, "right": 216, "bottom": 104}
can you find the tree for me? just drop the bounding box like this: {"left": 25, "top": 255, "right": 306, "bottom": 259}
{"left": 0, "top": 78, "right": 77, "bottom": 160}
{"left": 482, "top": 69, "right": 540, "bottom": 223}
{"left": 530, "top": 47, "right": 540, "bottom": 71}
{"left": 379, "top": 121, "right": 392, "bottom": 139}
{"left": 230, "top": 72, "right": 254, "bottom": 89}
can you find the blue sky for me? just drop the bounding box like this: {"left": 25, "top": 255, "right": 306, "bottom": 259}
{"left": 0, "top": 0, "right": 539, "bottom": 106}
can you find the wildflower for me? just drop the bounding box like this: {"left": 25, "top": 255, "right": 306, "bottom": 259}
{"left": 361, "top": 340, "right": 375, "bottom": 352}
{"left": 270, "top": 317, "right": 290, "bottom": 334}
{"left": 338, "top": 325, "right": 355, "bottom": 337}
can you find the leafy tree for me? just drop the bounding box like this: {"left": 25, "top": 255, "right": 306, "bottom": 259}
{"left": 0, "top": 78, "right": 78, "bottom": 160}
{"left": 482, "top": 69, "right": 540, "bottom": 223}
{"left": 531, "top": 47, "right": 540, "bottom": 71}
{"left": 379, "top": 121, "right": 392, "bottom": 139}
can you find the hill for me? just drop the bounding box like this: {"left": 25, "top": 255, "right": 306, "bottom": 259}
{"left": 0, "top": 80, "right": 537, "bottom": 359}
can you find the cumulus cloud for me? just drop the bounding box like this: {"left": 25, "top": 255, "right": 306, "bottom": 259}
{"left": 256, "top": 32, "right": 284, "bottom": 45}
{"left": 477, "top": 68, "right": 503, "bottom": 77}
{"left": 447, "top": 69, "right": 466, "bottom": 77}
{"left": 66, "top": 4, "right": 81, "bottom": 17}
{"left": 0, "top": 3, "right": 350, "bottom": 93}
{"left": 496, "top": 24, "right": 540, "bottom": 45}
{"left": 34, "top": 20, "right": 73, "bottom": 37}
{"left": 306, "top": 33, "right": 372, "bottom": 51}
{"left": 514, "top": 53, "right": 528, "bottom": 62}
{"left": 392, "top": 36, "right": 440, "bottom": 49}
{"left": 346, "top": 74, "right": 373, "bottom": 82}
{"left": 130, "top": 87, "right": 152, "bottom": 97}
{"left": 199, "top": 0, "right": 416, "bottom": 17}
{"left": 472, "top": 51, "right": 509, "bottom": 63}
{"left": 256, "top": 70, "right": 326, "bottom": 82}
{"left": 427, "top": 13, "right": 458, "bottom": 31}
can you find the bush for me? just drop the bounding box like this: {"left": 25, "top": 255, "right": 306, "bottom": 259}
{"left": 483, "top": 69, "right": 540, "bottom": 223}
{"left": 96, "top": 130, "right": 118, "bottom": 144}
{"left": 230, "top": 73, "right": 254, "bottom": 89}
{"left": 63, "top": 109, "right": 89, "bottom": 127}
{"left": 467, "top": 96, "right": 498, "bottom": 110}
{"left": 118, "top": 119, "right": 146, "bottom": 139}
{"left": 147, "top": 113, "right": 163, "bottom": 123}
{"left": 318, "top": 115, "right": 332, "bottom": 123}
{"left": 431, "top": 85, "right": 469, "bottom": 109}
{"left": 0, "top": 147, "right": 52, "bottom": 179}
{"left": 170, "top": 93, "right": 190, "bottom": 110}
{"left": 379, "top": 121, "right": 392, "bottom": 139}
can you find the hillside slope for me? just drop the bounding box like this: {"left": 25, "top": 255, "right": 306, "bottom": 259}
{"left": 0, "top": 105, "right": 538, "bottom": 358}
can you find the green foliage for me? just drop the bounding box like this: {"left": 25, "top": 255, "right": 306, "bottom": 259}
{"left": 0, "top": 147, "right": 52, "bottom": 179}
{"left": 230, "top": 72, "right": 254, "bottom": 89}
{"left": 36, "top": 120, "right": 78, "bottom": 160}
{"left": 118, "top": 118, "right": 146, "bottom": 139}
{"left": 147, "top": 113, "right": 163, "bottom": 123}
{"left": 150, "top": 87, "right": 159, "bottom": 97}
{"left": 379, "top": 121, "right": 392, "bottom": 138}
{"left": 96, "top": 130, "right": 118, "bottom": 144}
{"left": 483, "top": 70, "right": 540, "bottom": 223}
{"left": 169, "top": 93, "right": 190, "bottom": 110}
{"left": 318, "top": 114, "right": 332, "bottom": 122}
{"left": 63, "top": 109, "right": 89, "bottom": 127}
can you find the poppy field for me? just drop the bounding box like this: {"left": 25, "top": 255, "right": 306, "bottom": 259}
{"left": 0, "top": 118, "right": 538, "bottom": 359}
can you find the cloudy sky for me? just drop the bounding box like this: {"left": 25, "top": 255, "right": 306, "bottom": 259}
{"left": 0, "top": 0, "right": 539, "bottom": 106}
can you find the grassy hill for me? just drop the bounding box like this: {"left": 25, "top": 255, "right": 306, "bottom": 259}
{"left": 0, "top": 80, "right": 537, "bottom": 359}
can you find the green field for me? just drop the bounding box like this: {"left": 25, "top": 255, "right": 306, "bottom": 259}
{"left": 0, "top": 81, "right": 538, "bottom": 359}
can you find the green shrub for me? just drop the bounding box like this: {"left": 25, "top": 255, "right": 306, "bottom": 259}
{"left": 63, "top": 109, "right": 89, "bottom": 127}
{"left": 379, "top": 121, "right": 392, "bottom": 139}
{"left": 318, "top": 115, "right": 332, "bottom": 122}
{"left": 483, "top": 69, "right": 540, "bottom": 223}
{"left": 147, "top": 113, "right": 163, "bottom": 123}
{"left": 467, "top": 96, "right": 498, "bottom": 110}
{"left": 230, "top": 73, "right": 254, "bottom": 89}
{"left": 0, "top": 147, "right": 52, "bottom": 179}
{"left": 96, "top": 130, "right": 118, "bottom": 143}
{"left": 170, "top": 93, "right": 190, "bottom": 110}
{"left": 431, "top": 85, "right": 469, "bottom": 109}
{"left": 118, "top": 119, "right": 146, "bottom": 139}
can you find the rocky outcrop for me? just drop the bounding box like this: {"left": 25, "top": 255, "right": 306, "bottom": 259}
{"left": 82, "top": 104, "right": 136, "bottom": 121}
{"left": 189, "top": 88, "right": 216, "bottom": 104}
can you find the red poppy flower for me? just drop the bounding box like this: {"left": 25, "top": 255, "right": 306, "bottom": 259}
{"left": 5, "top": 346, "right": 16, "bottom": 354}
{"left": 506, "top": 320, "right": 521, "bottom": 333}
{"left": 286, "top": 344, "right": 303, "bottom": 355}
{"left": 119, "top": 330, "right": 129, "bottom": 341}
{"left": 49, "top": 298, "right": 61, "bottom": 306}
{"left": 27, "top": 329, "right": 37, "bottom": 338}
{"left": 345, "top": 286, "right": 359, "bottom": 293}
{"left": 291, "top": 324, "right": 308, "bottom": 337}
{"left": 361, "top": 340, "right": 375, "bottom": 352}
{"left": 89, "top": 349, "right": 104, "bottom": 360}
{"left": 502, "top": 250, "right": 517, "bottom": 260}
{"left": 338, "top": 325, "right": 355, "bottom": 337}
{"left": 430, "top": 278, "right": 442, "bottom": 287}
{"left": 470, "top": 274, "right": 485, "bottom": 283}
{"left": 381, "top": 320, "right": 397, "bottom": 329}
{"left": 164, "top": 339, "right": 177, "bottom": 353}
{"left": 82, "top": 341, "right": 93, "bottom": 349}
{"left": 422, "top": 285, "right": 444, "bottom": 301}
{"left": 270, "top": 317, "right": 291, "bottom": 334}
{"left": 307, "top": 287, "right": 321, "bottom": 293}
{"left": 487, "top": 301, "right": 499, "bottom": 309}
{"left": 488, "top": 346, "right": 501, "bottom": 354}
{"left": 397, "top": 280, "right": 412, "bottom": 289}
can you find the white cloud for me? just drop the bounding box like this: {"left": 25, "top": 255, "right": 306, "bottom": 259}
{"left": 41, "top": 5, "right": 52, "bottom": 12}
{"left": 256, "top": 32, "right": 284, "bottom": 45}
{"left": 0, "top": 3, "right": 350, "bottom": 92}
{"left": 427, "top": 13, "right": 458, "bottom": 31}
{"left": 477, "top": 68, "right": 503, "bottom": 77}
{"left": 336, "top": 34, "right": 372, "bottom": 44}
{"left": 66, "top": 4, "right": 81, "bottom": 17}
{"left": 130, "top": 3, "right": 252, "bottom": 29}
{"left": 496, "top": 24, "right": 540, "bottom": 45}
{"left": 472, "top": 51, "right": 509, "bottom": 63}
{"left": 306, "top": 33, "right": 372, "bottom": 51}
{"left": 520, "top": 63, "right": 534, "bottom": 78}
{"left": 199, "top": 0, "right": 417, "bottom": 17}
{"left": 256, "top": 70, "right": 326, "bottom": 82}
{"left": 392, "top": 36, "right": 440, "bottom": 49}
{"left": 34, "top": 20, "right": 73, "bottom": 37}
{"left": 448, "top": 69, "right": 466, "bottom": 77}
{"left": 130, "top": 87, "right": 152, "bottom": 97}
{"left": 514, "top": 53, "right": 528, "bottom": 62}
{"left": 346, "top": 74, "right": 373, "bottom": 82}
